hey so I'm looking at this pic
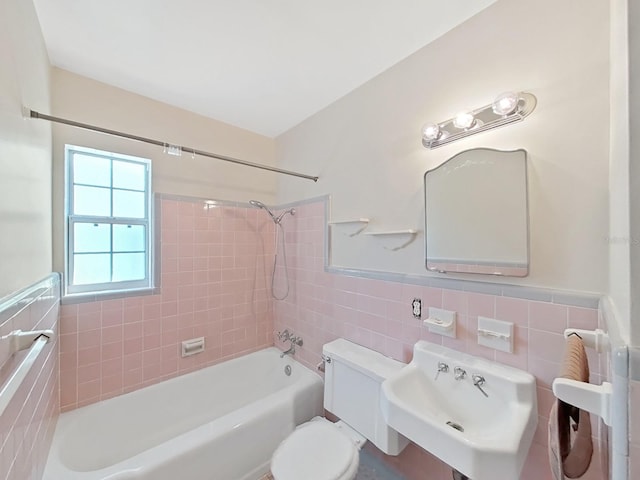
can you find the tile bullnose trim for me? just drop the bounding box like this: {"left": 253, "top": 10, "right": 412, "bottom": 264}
{"left": 325, "top": 265, "right": 602, "bottom": 309}
{"left": 61, "top": 287, "right": 160, "bottom": 305}
{"left": 600, "top": 295, "right": 631, "bottom": 378}
{"left": 274, "top": 194, "right": 330, "bottom": 211}
{"left": 0, "top": 273, "right": 61, "bottom": 321}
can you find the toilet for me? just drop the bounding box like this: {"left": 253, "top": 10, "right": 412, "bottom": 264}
{"left": 271, "top": 338, "right": 409, "bottom": 480}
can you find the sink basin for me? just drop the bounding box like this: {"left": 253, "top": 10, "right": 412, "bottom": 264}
{"left": 380, "top": 341, "right": 537, "bottom": 480}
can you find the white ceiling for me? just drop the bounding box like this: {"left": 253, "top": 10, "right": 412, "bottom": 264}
{"left": 33, "top": 0, "right": 497, "bottom": 138}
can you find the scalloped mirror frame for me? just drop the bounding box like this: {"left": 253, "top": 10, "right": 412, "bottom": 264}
{"left": 424, "top": 148, "right": 529, "bottom": 277}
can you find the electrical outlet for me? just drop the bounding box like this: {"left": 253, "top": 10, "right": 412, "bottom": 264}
{"left": 412, "top": 298, "right": 422, "bottom": 318}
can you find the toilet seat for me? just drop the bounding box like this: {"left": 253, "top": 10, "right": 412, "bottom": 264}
{"left": 271, "top": 420, "right": 359, "bottom": 480}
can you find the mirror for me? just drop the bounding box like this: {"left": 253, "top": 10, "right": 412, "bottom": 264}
{"left": 424, "top": 148, "right": 529, "bottom": 276}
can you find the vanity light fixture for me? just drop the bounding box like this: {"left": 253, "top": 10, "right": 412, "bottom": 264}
{"left": 492, "top": 91, "right": 520, "bottom": 116}
{"left": 421, "top": 91, "right": 536, "bottom": 149}
{"left": 421, "top": 123, "right": 442, "bottom": 142}
{"left": 453, "top": 112, "right": 476, "bottom": 130}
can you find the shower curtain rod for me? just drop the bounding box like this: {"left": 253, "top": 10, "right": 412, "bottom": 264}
{"left": 28, "top": 110, "right": 319, "bottom": 182}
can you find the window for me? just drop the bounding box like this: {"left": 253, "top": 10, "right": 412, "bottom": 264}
{"left": 65, "top": 145, "right": 153, "bottom": 295}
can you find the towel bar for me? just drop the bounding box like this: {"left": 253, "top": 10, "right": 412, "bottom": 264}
{"left": 552, "top": 378, "right": 612, "bottom": 426}
{"left": 552, "top": 328, "right": 612, "bottom": 426}
{"left": 563, "top": 328, "right": 609, "bottom": 353}
{"left": 0, "top": 329, "right": 53, "bottom": 416}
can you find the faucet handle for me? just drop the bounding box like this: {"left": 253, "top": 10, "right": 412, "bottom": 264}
{"left": 453, "top": 367, "right": 467, "bottom": 381}
{"left": 472, "top": 374, "right": 488, "bottom": 397}
{"left": 434, "top": 362, "right": 449, "bottom": 380}
{"left": 276, "top": 329, "right": 291, "bottom": 342}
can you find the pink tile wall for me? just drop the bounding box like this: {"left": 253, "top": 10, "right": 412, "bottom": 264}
{"left": 273, "top": 199, "right": 606, "bottom": 480}
{"left": 0, "top": 275, "right": 60, "bottom": 480}
{"left": 58, "top": 197, "right": 275, "bottom": 411}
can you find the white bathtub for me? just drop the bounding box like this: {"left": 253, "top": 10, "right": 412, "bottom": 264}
{"left": 44, "top": 348, "right": 324, "bottom": 480}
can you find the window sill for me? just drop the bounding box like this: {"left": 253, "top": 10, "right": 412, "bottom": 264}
{"left": 61, "top": 287, "right": 160, "bottom": 305}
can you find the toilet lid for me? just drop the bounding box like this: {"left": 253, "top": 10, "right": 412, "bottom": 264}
{"left": 271, "top": 421, "right": 359, "bottom": 480}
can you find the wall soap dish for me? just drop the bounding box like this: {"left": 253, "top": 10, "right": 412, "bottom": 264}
{"left": 477, "top": 317, "right": 514, "bottom": 353}
{"left": 424, "top": 307, "right": 456, "bottom": 338}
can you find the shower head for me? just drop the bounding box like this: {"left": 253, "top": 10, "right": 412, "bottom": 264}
{"left": 249, "top": 199, "right": 278, "bottom": 223}
{"left": 249, "top": 200, "right": 295, "bottom": 224}
{"left": 275, "top": 208, "right": 295, "bottom": 223}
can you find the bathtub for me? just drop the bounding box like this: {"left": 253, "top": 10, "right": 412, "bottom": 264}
{"left": 44, "top": 348, "right": 324, "bottom": 480}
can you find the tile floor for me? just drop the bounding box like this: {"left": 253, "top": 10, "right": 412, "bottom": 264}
{"left": 259, "top": 449, "right": 407, "bottom": 480}
{"left": 356, "top": 449, "right": 407, "bottom": 479}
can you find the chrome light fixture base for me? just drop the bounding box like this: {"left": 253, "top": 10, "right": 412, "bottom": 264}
{"left": 422, "top": 92, "right": 536, "bottom": 149}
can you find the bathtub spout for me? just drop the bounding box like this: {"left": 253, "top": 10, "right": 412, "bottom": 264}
{"left": 280, "top": 334, "right": 303, "bottom": 358}
{"left": 280, "top": 345, "right": 295, "bottom": 358}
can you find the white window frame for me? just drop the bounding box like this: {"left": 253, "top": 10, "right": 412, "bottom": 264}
{"left": 64, "top": 145, "right": 153, "bottom": 296}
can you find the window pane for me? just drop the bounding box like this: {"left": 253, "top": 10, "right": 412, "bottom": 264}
{"left": 113, "top": 160, "right": 146, "bottom": 191}
{"left": 66, "top": 145, "right": 153, "bottom": 294}
{"left": 74, "top": 223, "right": 111, "bottom": 253}
{"left": 113, "top": 253, "right": 146, "bottom": 282}
{"left": 73, "top": 185, "right": 111, "bottom": 216}
{"left": 113, "top": 190, "right": 145, "bottom": 218}
{"left": 73, "top": 254, "right": 111, "bottom": 285}
{"left": 73, "top": 154, "right": 111, "bottom": 187}
{"left": 113, "top": 224, "right": 145, "bottom": 252}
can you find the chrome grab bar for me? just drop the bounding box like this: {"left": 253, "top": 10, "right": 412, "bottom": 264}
{"left": 0, "top": 329, "right": 53, "bottom": 416}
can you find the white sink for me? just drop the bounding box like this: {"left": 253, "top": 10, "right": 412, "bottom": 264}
{"left": 380, "top": 341, "right": 537, "bottom": 480}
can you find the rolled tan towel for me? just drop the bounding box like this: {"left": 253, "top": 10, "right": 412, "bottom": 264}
{"left": 548, "top": 334, "right": 593, "bottom": 479}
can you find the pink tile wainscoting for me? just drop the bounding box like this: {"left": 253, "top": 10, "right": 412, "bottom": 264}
{"left": 273, "top": 199, "right": 606, "bottom": 480}
{"left": 57, "top": 195, "right": 609, "bottom": 480}
{"left": 0, "top": 275, "right": 60, "bottom": 480}
{"left": 58, "top": 196, "right": 275, "bottom": 411}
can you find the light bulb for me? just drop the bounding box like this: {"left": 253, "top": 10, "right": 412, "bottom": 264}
{"left": 492, "top": 92, "right": 520, "bottom": 116}
{"left": 453, "top": 112, "right": 475, "bottom": 130}
{"left": 422, "top": 123, "right": 441, "bottom": 142}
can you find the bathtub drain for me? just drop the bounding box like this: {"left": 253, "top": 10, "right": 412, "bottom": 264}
{"left": 284, "top": 365, "right": 292, "bottom": 376}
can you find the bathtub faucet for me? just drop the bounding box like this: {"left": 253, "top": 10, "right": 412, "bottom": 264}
{"left": 276, "top": 329, "right": 292, "bottom": 342}
{"left": 280, "top": 334, "right": 303, "bottom": 358}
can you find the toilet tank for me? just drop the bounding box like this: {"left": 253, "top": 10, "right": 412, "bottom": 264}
{"left": 322, "top": 338, "right": 409, "bottom": 455}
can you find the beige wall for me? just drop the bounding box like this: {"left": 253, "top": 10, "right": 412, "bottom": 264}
{"left": 276, "top": 0, "right": 610, "bottom": 295}
{"left": 0, "top": 0, "right": 52, "bottom": 298}
{"left": 51, "top": 68, "right": 277, "bottom": 273}
{"left": 627, "top": 0, "right": 640, "bottom": 346}
{"left": 609, "top": 0, "right": 631, "bottom": 342}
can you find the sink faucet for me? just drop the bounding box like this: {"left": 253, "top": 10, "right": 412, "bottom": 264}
{"left": 280, "top": 333, "right": 303, "bottom": 358}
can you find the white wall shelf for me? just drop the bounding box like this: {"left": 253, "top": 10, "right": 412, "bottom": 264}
{"left": 328, "top": 218, "right": 370, "bottom": 225}
{"left": 328, "top": 218, "right": 370, "bottom": 236}
{"left": 363, "top": 229, "right": 418, "bottom": 236}
{"left": 363, "top": 229, "right": 419, "bottom": 251}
